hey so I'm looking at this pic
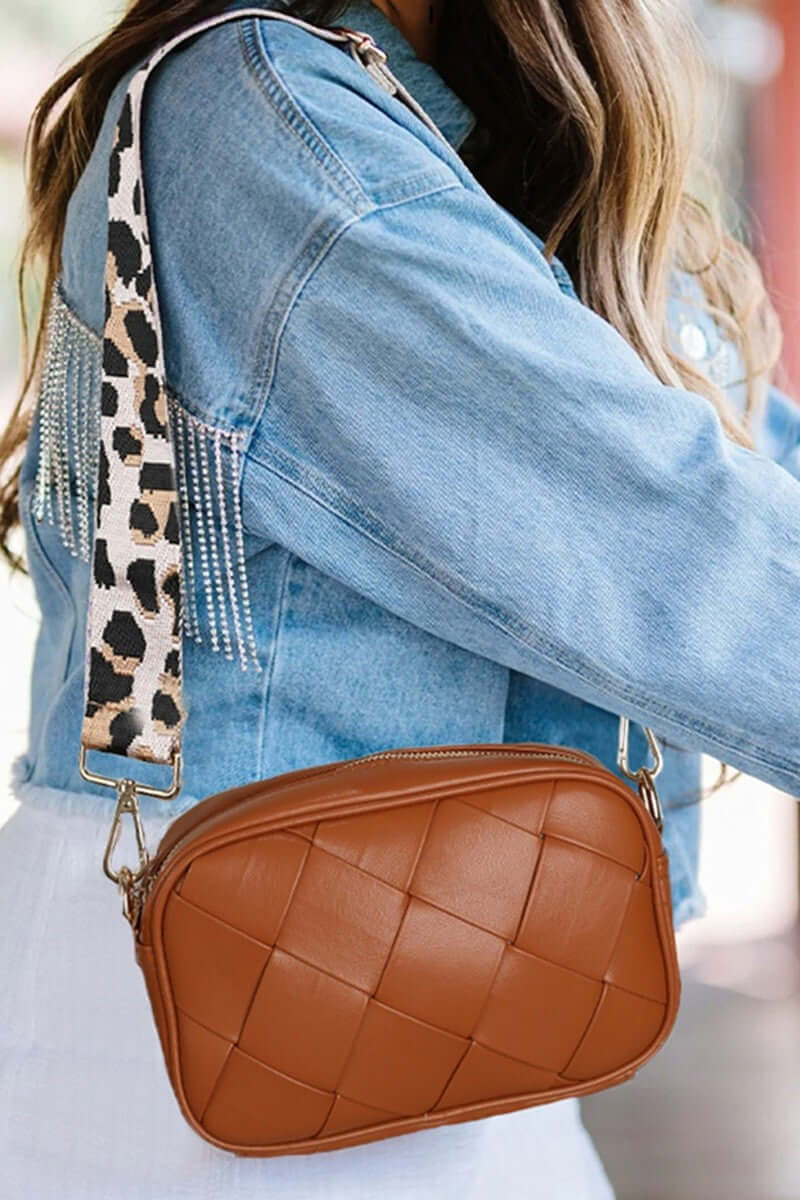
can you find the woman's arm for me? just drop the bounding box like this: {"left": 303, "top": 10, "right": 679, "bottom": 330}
{"left": 238, "top": 180, "right": 800, "bottom": 797}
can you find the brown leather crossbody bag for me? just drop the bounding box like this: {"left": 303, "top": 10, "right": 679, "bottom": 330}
{"left": 77, "top": 7, "right": 681, "bottom": 1158}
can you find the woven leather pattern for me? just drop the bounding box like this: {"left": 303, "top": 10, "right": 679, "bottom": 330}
{"left": 144, "top": 766, "right": 677, "bottom": 1153}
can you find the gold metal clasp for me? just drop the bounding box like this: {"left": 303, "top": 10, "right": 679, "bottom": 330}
{"left": 79, "top": 747, "right": 182, "bottom": 920}
{"left": 102, "top": 778, "right": 149, "bottom": 886}
{"left": 616, "top": 717, "right": 664, "bottom": 832}
{"left": 79, "top": 745, "right": 183, "bottom": 802}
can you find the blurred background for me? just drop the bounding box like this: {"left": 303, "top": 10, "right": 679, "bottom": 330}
{"left": 1, "top": 2, "right": 799, "bottom": 1197}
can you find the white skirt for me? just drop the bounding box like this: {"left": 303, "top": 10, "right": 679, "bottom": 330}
{"left": 0, "top": 793, "right": 616, "bottom": 1200}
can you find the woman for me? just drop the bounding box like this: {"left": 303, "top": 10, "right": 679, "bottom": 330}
{"left": 2, "top": 0, "right": 800, "bottom": 1195}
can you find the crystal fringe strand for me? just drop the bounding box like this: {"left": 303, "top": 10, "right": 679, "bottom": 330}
{"left": 168, "top": 398, "right": 261, "bottom": 673}
{"left": 33, "top": 278, "right": 261, "bottom": 673}
{"left": 32, "top": 281, "right": 100, "bottom": 558}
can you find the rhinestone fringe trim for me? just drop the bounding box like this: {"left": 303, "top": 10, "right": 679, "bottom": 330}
{"left": 32, "top": 278, "right": 261, "bottom": 673}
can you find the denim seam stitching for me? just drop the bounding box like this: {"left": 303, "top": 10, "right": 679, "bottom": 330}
{"left": 245, "top": 440, "right": 800, "bottom": 778}
{"left": 368, "top": 167, "right": 462, "bottom": 207}
{"left": 243, "top": 179, "right": 463, "bottom": 445}
{"left": 239, "top": 17, "right": 369, "bottom": 213}
{"left": 56, "top": 274, "right": 252, "bottom": 438}
{"left": 165, "top": 384, "right": 239, "bottom": 437}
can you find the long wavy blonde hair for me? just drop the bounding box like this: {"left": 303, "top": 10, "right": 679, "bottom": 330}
{"left": 1, "top": 0, "right": 783, "bottom": 799}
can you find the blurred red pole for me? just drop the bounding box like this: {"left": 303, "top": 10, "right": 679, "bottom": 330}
{"left": 752, "top": 0, "right": 800, "bottom": 397}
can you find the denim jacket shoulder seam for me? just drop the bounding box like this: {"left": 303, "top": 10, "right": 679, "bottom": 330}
{"left": 243, "top": 177, "right": 463, "bottom": 439}
{"left": 52, "top": 277, "right": 248, "bottom": 439}
{"left": 369, "top": 166, "right": 462, "bottom": 208}
{"left": 239, "top": 17, "right": 371, "bottom": 215}
{"left": 244, "top": 437, "right": 800, "bottom": 779}
{"left": 165, "top": 383, "right": 240, "bottom": 437}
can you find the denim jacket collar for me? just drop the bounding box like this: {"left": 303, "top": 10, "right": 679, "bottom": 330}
{"left": 334, "top": 0, "right": 478, "bottom": 150}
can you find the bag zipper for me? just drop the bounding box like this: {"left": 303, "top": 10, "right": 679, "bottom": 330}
{"left": 333, "top": 746, "right": 600, "bottom": 769}
{"left": 133, "top": 744, "right": 606, "bottom": 925}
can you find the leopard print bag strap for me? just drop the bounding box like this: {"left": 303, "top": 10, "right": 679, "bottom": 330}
{"left": 79, "top": 7, "right": 454, "bottom": 773}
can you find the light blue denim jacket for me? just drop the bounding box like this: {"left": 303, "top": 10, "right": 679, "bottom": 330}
{"left": 14, "top": 0, "right": 800, "bottom": 931}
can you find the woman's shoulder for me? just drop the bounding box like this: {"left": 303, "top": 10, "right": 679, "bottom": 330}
{"left": 60, "top": 2, "right": 463, "bottom": 428}
{"left": 235, "top": 3, "right": 462, "bottom": 196}
{"left": 139, "top": 3, "right": 462, "bottom": 223}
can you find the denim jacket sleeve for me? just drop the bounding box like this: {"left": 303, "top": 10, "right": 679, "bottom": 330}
{"left": 240, "top": 176, "right": 800, "bottom": 799}
{"left": 118, "top": 11, "right": 800, "bottom": 799}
